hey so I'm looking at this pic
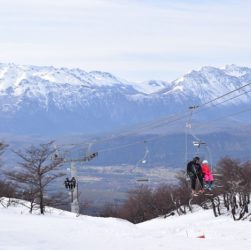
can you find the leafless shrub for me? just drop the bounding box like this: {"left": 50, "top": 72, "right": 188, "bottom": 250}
{"left": 215, "top": 157, "right": 251, "bottom": 220}
{"left": 5, "top": 141, "right": 65, "bottom": 214}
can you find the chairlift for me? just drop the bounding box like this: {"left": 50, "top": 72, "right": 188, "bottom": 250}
{"left": 51, "top": 143, "right": 64, "bottom": 162}
{"left": 192, "top": 140, "right": 206, "bottom": 148}
{"left": 185, "top": 106, "right": 214, "bottom": 172}
{"left": 133, "top": 141, "right": 150, "bottom": 183}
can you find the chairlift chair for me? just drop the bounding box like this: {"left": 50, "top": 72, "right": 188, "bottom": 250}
{"left": 185, "top": 106, "right": 214, "bottom": 172}
{"left": 131, "top": 140, "right": 150, "bottom": 183}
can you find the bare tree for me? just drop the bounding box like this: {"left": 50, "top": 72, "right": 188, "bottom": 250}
{"left": 0, "top": 180, "right": 17, "bottom": 207}
{"left": 153, "top": 184, "right": 174, "bottom": 216}
{"left": 216, "top": 157, "right": 251, "bottom": 220}
{"left": 5, "top": 141, "right": 65, "bottom": 214}
{"left": 100, "top": 202, "right": 120, "bottom": 218}
{"left": 174, "top": 171, "right": 193, "bottom": 213}
{"left": 0, "top": 141, "right": 8, "bottom": 169}
{"left": 118, "top": 185, "right": 156, "bottom": 223}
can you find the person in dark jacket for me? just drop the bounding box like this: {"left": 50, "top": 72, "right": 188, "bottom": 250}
{"left": 187, "top": 156, "right": 204, "bottom": 195}
{"left": 71, "top": 177, "right": 76, "bottom": 189}
{"left": 64, "top": 178, "right": 70, "bottom": 189}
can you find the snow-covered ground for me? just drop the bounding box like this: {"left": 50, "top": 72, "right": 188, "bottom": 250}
{"left": 1, "top": 198, "right": 251, "bottom": 250}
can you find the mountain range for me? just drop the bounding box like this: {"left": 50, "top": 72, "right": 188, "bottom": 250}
{"left": 1, "top": 63, "right": 251, "bottom": 168}
{"left": 1, "top": 63, "right": 251, "bottom": 136}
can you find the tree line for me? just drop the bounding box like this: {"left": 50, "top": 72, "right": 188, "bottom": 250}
{"left": 101, "top": 157, "right": 251, "bottom": 223}
{"left": 1, "top": 140, "right": 251, "bottom": 221}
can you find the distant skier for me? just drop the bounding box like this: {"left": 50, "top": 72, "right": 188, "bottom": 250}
{"left": 201, "top": 160, "right": 214, "bottom": 190}
{"left": 187, "top": 156, "right": 204, "bottom": 195}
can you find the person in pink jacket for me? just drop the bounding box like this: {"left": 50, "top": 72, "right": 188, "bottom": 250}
{"left": 201, "top": 160, "right": 214, "bottom": 190}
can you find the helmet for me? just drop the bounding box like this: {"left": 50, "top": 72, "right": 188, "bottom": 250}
{"left": 202, "top": 160, "right": 208, "bottom": 164}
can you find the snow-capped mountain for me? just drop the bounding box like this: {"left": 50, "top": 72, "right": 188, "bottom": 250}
{"left": 0, "top": 63, "right": 169, "bottom": 97}
{"left": 0, "top": 63, "right": 251, "bottom": 135}
{"left": 160, "top": 64, "right": 251, "bottom": 105}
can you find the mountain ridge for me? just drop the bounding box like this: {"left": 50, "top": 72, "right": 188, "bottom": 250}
{"left": 0, "top": 63, "right": 251, "bottom": 135}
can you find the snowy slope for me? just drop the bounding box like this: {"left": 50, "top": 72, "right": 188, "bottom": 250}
{"left": 0, "top": 198, "right": 251, "bottom": 250}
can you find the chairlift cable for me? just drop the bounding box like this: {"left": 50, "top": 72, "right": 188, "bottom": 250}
{"left": 183, "top": 87, "right": 251, "bottom": 167}
{"left": 189, "top": 87, "right": 251, "bottom": 120}
{"left": 186, "top": 105, "right": 251, "bottom": 173}
{"left": 61, "top": 82, "right": 251, "bottom": 151}
{"left": 96, "top": 83, "right": 251, "bottom": 151}
{"left": 198, "top": 82, "right": 251, "bottom": 108}
{"left": 122, "top": 83, "right": 251, "bottom": 135}
{"left": 56, "top": 83, "right": 251, "bottom": 156}
{"left": 122, "top": 82, "right": 251, "bottom": 135}
{"left": 192, "top": 105, "right": 251, "bottom": 130}
{"left": 94, "top": 105, "right": 251, "bottom": 155}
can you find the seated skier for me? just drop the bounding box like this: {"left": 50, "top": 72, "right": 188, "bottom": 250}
{"left": 187, "top": 156, "right": 204, "bottom": 196}
{"left": 201, "top": 160, "right": 214, "bottom": 191}
{"left": 64, "top": 178, "right": 70, "bottom": 189}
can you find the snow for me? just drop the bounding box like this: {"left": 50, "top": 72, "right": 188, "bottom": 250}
{"left": 167, "top": 64, "right": 251, "bottom": 105}
{"left": 174, "top": 76, "right": 184, "bottom": 84}
{"left": 1, "top": 198, "right": 251, "bottom": 250}
{"left": 0, "top": 63, "right": 170, "bottom": 97}
{"left": 172, "top": 85, "right": 184, "bottom": 92}
{"left": 1, "top": 62, "right": 251, "bottom": 134}
{"left": 1, "top": 62, "right": 251, "bottom": 110}
{"left": 132, "top": 80, "right": 170, "bottom": 94}
{"left": 223, "top": 64, "right": 251, "bottom": 77}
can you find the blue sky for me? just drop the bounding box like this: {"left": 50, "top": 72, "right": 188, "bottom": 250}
{"left": 0, "top": 0, "right": 251, "bottom": 81}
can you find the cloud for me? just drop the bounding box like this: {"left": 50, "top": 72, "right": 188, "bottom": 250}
{"left": 0, "top": 0, "right": 251, "bottom": 81}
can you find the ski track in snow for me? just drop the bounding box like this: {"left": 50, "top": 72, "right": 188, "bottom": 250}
{"left": 0, "top": 200, "right": 251, "bottom": 250}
